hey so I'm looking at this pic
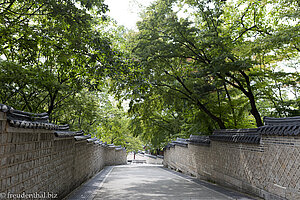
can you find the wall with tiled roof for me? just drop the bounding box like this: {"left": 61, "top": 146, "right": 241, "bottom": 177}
{"left": 164, "top": 116, "right": 300, "bottom": 200}
{"left": 0, "top": 104, "right": 126, "bottom": 199}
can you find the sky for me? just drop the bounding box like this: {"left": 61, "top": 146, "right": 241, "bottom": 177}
{"left": 104, "top": 0, "right": 156, "bottom": 109}
{"left": 104, "top": 0, "right": 154, "bottom": 30}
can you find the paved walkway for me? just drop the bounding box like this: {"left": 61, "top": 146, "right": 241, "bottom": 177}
{"left": 66, "top": 165, "right": 258, "bottom": 200}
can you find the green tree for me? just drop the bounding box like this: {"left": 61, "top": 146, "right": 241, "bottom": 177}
{"left": 111, "top": 0, "right": 299, "bottom": 148}
{"left": 93, "top": 90, "right": 144, "bottom": 152}
{"left": 0, "top": 0, "right": 115, "bottom": 124}
{"left": 123, "top": 0, "right": 263, "bottom": 128}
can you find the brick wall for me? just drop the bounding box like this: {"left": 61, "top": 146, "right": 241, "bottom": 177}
{"left": 132, "top": 153, "right": 163, "bottom": 164}
{"left": 164, "top": 117, "right": 300, "bottom": 200}
{"left": 0, "top": 106, "right": 127, "bottom": 199}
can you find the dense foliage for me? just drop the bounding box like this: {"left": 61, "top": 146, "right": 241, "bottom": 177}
{"left": 0, "top": 0, "right": 112, "bottom": 127}
{"left": 111, "top": 0, "right": 299, "bottom": 149}
{"left": 0, "top": 0, "right": 144, "bottom": 151}
{"left": 0, "top": 0, "right": 299, "bottom": 151}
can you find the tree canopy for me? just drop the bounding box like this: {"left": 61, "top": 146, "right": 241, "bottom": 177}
{"left": 0, "top": 0, "right": 113, "bottom": 123}
{"left": 110, "top": 0, "right": 299, "bottom": 149}
{"left": 0, "top": 0, "right": 299, "bottom": 151}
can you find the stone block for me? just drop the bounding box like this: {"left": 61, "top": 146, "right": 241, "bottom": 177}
{"left": 0, "top": 117, "right": 127, "bottom": 199}
{"left": 6, "top": 177, "right": 11, "bottom": 187}
{"left": 0, "top": 156, "right": 7, "bottom": 167}
{"left": 164, "top": 134, "right": 300, "bottom": 200}
{"left": 11, "top": 175, "right": 19, "bottom": 185}
{"left": 0, "top": 112, "right": 5, "bottom": 120}
{"left": 0, "top": 134, "right": 7, "bottom": 144}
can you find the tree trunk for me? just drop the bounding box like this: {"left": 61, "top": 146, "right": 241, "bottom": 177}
{"left": 248, "top": 92, "right": 264, "bottom": 127}
{"left": 47, "top": 90, "right": 58, "bottom": 121}
{"left": 174, "top": 74, "right": 227, "bottom": 129}
{"left": 196, "top": 100, "right": 226, "bottom": 129}
{"left": 239, "top": 70, "right": 263, "bottom": 127}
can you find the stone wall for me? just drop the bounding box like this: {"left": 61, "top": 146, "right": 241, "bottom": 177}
{"left": 0, "top": 104, "right": 127, "bottom": 199}
{"left": 138, "top": 154, "right": 163, "bottom": 165}
{"left": 164, "top": 117, "right": 300, "bottom": 200}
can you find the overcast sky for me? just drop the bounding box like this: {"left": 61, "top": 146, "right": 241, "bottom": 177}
{"left": 104, "top": 0, "right": 154, "bottom": 29}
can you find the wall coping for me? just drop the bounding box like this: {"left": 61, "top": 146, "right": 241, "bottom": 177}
{"left": 188, "top": 135, "right": 210, "bottom": 146}
{"left": 0, "top": 103, "right": 125, "bottom": 151}
{"left": 264, "top": 116, "right": 300, "bottom": 126}
{"left": 258, "top": 125, "right": 300, "bottom": 136}
{"left": 54, "top": 130, "right": 84, "bottom": 138}
{"left": 210, "top": 128, "right": 261, "bottom": 144}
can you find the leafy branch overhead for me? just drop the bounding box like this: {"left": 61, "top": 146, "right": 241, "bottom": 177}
{"left": 0, "top": 0, "right": 114, "bottom": 119}
{"left": 111, "top": 0, "right": 299, "bottom": 148}
{"left": 0, "top": 0, "right": 299, "bottom": 151}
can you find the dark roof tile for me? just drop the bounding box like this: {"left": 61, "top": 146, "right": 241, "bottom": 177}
{"left": 74, "top": 134, "right": 91, "bottom": 141}
{"left": 210, "top": 128, "right": 260, "bottom": 144}
{"left": 258, "top": 125, "right": 300, "bottom": 136}
{"left": 54, "top": 130, "right": 84, "bottom": 138}
{"left": 0, "top": 104, "right": 14, "bottom": 113}
{"left": 87, "top": 138, "right": 97, "bottom": 143}
{"left": 264, "top": 116, "right": 300, "bottom": 126}
{"left": 1, "top": 103, "right": 70, "bottom": 131}
{"left": 188, "top": 135, "right": 210, "bottom": 146}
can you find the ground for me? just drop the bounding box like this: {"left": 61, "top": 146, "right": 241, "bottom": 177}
{"left": 65, "top": 164, "right": 258, "bottom": 200}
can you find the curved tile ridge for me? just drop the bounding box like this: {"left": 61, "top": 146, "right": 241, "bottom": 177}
{"left": 258, "top": 125, "right": 300, "bottom": 136}
{"left": 54, "top": 130, "right": 84, "bottom": 138}
{"left": 93, "top": 140, "right": 105, "bottom": 146}
{"left": 1, "top": 103, "right": 71, "bottom": 130}
{"left": 101, "top": 142, "right": 108, "bottom": 147}
{"left": 213, "top": 128, "right": 258, "bottom": 135}
{"left": 171, "top": 138, "right": 189, "bottom": 147}
{"left": 115, "top": 145, "right": 124, "bottom": 151}
{"left": 8, "top": 119, "right": 57, "bottom": 130}
{"left": 188, "top": 135, "right": 210, "bottom": 146}
{"left": 7, "top": 118, "right": 69, "bottom": 130}
{"left": 8, "top": 110, "right": 49, "bottom": 122}
{"left": 264, "top": 116, "right": 300, "bottom": 126}
{"left": 260, "top": 116, "right": 300, "bottom": 136}
{"left": 74, "top": 134, "right": 91, "bottom": 141}
{"left": 107, "top": 143, "right": 116, "bottom": 148}
{"left": 56, "top": 124, "right": 70, "bottom": 130}
{"left": 164, "top": 143, "right": 172, "bottom": 150}
{"left": 210, "top": 128, "right": 260, "bottom": 144}
{"left": 164, "top": 138, "right": 189, "bottom": 150}
{"left": 0, "top": 103, "right": 14, "bottom": 113}
{"left": 87, "top": 137, "right": 97, "bottom": 143}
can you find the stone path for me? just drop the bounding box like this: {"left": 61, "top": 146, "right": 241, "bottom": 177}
{"left": 65, "top": 165, "right": 258, "bottom": 200}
